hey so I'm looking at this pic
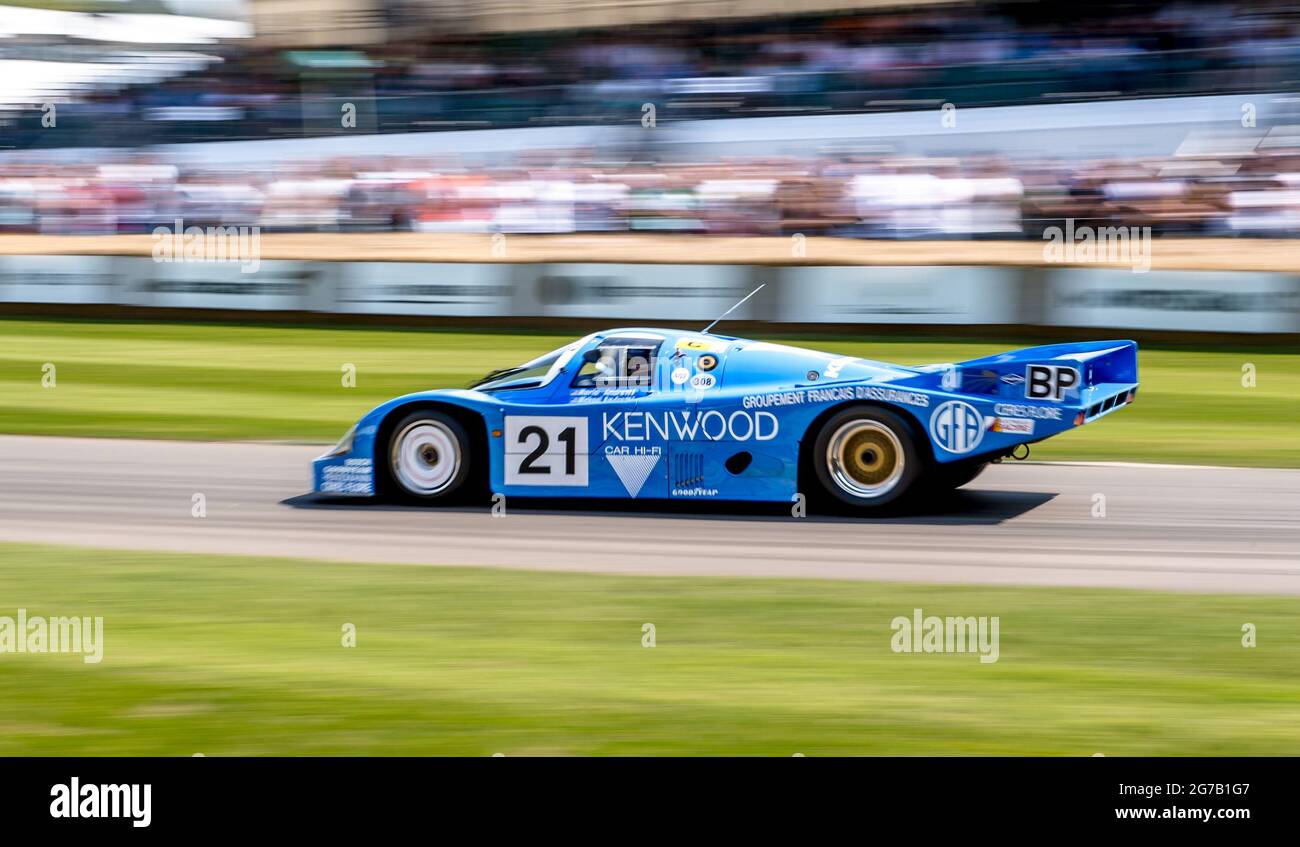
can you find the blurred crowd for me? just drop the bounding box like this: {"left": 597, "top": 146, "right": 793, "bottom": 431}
{"left": 4, "top": 145, "right": 1300, "bottom": 238}
{"left": 10, "top": 0, "right": 1300, "bottom": 147}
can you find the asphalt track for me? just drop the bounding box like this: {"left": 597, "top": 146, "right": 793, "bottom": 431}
{"left": 0, "top": 435, "right": 1297, "bottom": 594}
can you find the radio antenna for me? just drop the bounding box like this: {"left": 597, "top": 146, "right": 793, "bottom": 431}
{"left": 702, "top": 283, "right": 765, "bottom": 335}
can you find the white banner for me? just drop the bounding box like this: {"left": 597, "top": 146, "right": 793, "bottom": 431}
{"left": 777, "top": 266, "right": 1016, "bottom": 324}
{"left": 525, "top": 263, "right": 752, "bottom": 320}
{"left": 336, "top": 262, "right": 513, "bottom": 316}
{"left": 0, "top": 255, "right": 117, "bottom": 304}
{"left": 120, "top": 258, "right": 319, "bottom": 311}
{"left": 1045, "top": 269, "right": 1300, "bottom": 333}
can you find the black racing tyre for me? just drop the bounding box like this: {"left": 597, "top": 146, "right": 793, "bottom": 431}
{"left": 929, "top": 458, "right": 989, "bottom": 493}
{"left": 811, "top": 406, "right": 923, "bottom": 511}
{"left": 381, "top": 410, "right": 473, "bottom": 503}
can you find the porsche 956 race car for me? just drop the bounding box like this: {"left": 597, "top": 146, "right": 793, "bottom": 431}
{"left": 313, "top": 329, "right": 1138, "bottom": 511}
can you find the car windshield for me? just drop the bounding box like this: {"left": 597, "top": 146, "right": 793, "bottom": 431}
{"left": 471, "top": 339, "right": 586, "bottom": 391}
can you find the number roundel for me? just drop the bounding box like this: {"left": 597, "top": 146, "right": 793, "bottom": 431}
{"left": 504, "top": 416, "right": 589, "bottom": 486}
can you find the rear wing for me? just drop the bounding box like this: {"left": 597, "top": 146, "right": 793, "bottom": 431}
{"left": 907, "top": 340, "right": 1139, "bottom": 424}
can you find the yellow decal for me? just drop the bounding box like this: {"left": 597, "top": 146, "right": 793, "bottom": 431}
{"left": 675, "top": 337, "right": 727, "bottom": 354}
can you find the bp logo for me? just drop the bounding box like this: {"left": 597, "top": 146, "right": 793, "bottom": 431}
{"left": 930, "top": 400, "right": 985, "bottom": 455}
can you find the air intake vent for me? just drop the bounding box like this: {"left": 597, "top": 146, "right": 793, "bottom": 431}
{"left": 673, "top": 453, "right": 705, "bottom": 488}
{"left": 725, "top": 452, "right": 752, "bottom": 475}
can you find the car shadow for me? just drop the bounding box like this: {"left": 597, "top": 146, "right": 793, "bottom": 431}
{"left": 281, "top": 487, "right": 1055, "bottom": 526}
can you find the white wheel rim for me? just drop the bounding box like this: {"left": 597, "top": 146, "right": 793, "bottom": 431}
{"left": 825, "top": 419, "right": 905, "bottom": 500}
{"left": 391, "top": 420, "right": 460, "bottom": 496}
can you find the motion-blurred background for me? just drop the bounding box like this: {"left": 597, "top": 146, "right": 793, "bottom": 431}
{"left": 2, "top": 0, "right": 1300, "bottom": 237}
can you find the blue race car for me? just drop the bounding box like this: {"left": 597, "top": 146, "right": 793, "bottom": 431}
{"left": 313, "top": 329, "right": 1138, "bottom": 511}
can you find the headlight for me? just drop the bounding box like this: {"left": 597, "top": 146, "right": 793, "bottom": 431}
{"left": 323, "top": 424, "right": 356, "bottom": 458}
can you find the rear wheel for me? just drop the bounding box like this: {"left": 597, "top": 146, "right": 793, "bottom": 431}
{"left": 811, "top": 406, "right": 922, "bottom": 511}
{"left": 383, "top": 410, "right": 472, "bottom": 503}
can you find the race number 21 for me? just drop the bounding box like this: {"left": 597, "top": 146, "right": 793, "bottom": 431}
{"left": 504, "top": 416, "right": 589, "bottom": 486}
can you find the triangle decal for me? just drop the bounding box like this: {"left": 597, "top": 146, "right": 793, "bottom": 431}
{"left": 606, "top": 452, "right": 660, "bottom": 498}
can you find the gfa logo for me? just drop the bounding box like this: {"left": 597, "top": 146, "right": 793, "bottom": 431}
{"left": 1025, "top": 365, "right": 1080, "bottom": 402}
{"left": 930, "top": 400, "right": 984, "bottom": 455}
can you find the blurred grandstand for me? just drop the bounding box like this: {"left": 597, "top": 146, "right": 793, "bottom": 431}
{"left": 1, "top": 0, "right": 1299, "bottom": 238}
{"left": 5, "top": 145, "right": 1300, "bottom": 238}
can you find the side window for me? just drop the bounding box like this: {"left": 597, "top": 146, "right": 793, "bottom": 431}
{"left": 622, "top": 346, "right": 655, "bottom": 386}
{"left": 572, "top": 341, "right": 661, "bottom": 388}
{"left": 574, "top": 349, "right": 620, "bottom": 388}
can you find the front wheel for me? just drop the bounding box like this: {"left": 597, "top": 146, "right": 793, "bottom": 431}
{"left": 811, "top": 406, "right": 923, "bottom": 511}
{"left": 383, "top": 411, "right": 473, "bottom": 503}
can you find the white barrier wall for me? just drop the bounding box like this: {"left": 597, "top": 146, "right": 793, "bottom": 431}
{"left": 775, "top": 266, "right": 1019, "bottom": 325}
{"left": 522, "top": 264, "right": 754, "bottom": 321}
{"left": 118, "top": 258, "right": 324, "bottom": 312}
{"left": 1, "top": 255, "right": 1297, "bottom": 333}
{"left": 0, "top": 255, "right": 118, "bottom": 304}
{"left": 1043, "top": 269, "right": 1300, "bottom": 334}
{"left": 336, "top": 262, "right": 514, "bottom": 317}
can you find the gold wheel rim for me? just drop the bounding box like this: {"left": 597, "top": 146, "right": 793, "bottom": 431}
{"left": 826, "top": 420, "right": 904, "bottom": 499}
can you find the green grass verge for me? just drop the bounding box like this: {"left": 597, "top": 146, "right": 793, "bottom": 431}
{"left": 0, "top": 543, "right": 1296, "bottom": 755}
{"left": 0, "top": 318, "right": 1296, "bottom": 466}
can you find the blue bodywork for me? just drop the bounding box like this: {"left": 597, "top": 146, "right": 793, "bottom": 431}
{"left": 313, "top": 328, "right": 1138, "bottom": 502}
